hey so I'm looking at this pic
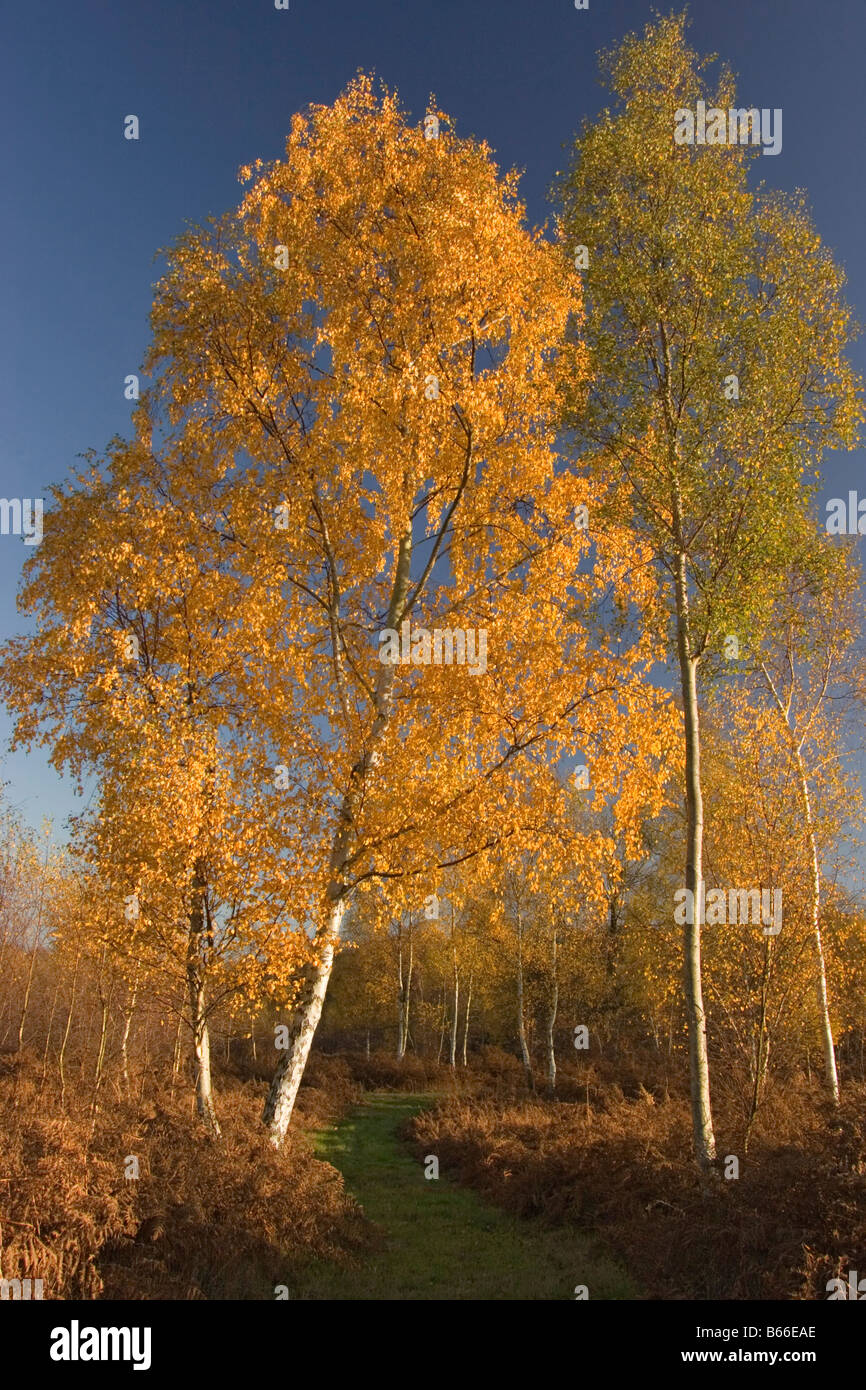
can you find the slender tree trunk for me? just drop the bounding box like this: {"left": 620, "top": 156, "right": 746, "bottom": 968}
{"left": 436, "top": 986, "right": 448, "bottom": 1065}
{"left": 0, "top": 915, "right": 10, "bottom": 1028}
{"left": 171, "top": 1007, "right": 183, "bottom": 1081}
{"left": 78, "top": 969, "right": 97, "bottom": 1080}
{"left": 83, "top": 950, "right": 110, "bottom": 1083}
{"left": 449, "top": 944, "right": 459, "bottom": 1069}
{"left": 462, "top": 971, "right": 473, "bottom": 1066}
{"left": 120, "top": 980, "right": 138, "bottom": 1094}
{"left": 397, "top": 939, "right": 405, "bottom": 1059}
{"left": 185, "top": 866, "right": 220, "bottom": 1138}
{"left": 58, "top": 948, "right": 82, "bottom": 1104}
{"left": 17, "top": 834, "right": 50, "bottom": 1052}
{"left": 16, "top": 933, "right": 40, "bottom": 1052}
{"left": 139, "top": 1025, "right": 149, "bottom": 1106}
{"left": 546, "top": 925, "right": 558, "bottom": 1097}
{"left": 516, "top": 907, "right": 534, "bottom": 1091}
{"left": 759, "top": 658, "right": 841, "bottom": 1108}
{"left": 404, "top": 933, "right": 413, "bottom": 1056}
{"left": 795, "top": 748, "right": 839, "bottom": 1105}
{"left": 38, "top": 973, "right": 63, "bottom": 1093}
{"left": 674, "top": 544, "right": 716, "bottom": 1170}
{"left": 745, "top": 935, "right": 773, "bottom": 1151}
{"left": 88, "top": 985, "right": 112, "bottom": 1131}
{"left": 397, "top": 928, "right": 413, "bottom": 1060}
{"left": 93, "top": 983, "right": 112, "bottom": 1093}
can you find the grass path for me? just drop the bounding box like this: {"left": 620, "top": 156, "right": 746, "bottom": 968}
{"left": 293, "top": 1091, "right": 635, "bottom": 1300}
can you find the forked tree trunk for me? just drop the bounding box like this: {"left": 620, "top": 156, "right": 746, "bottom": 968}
{"left": 263, "top": 530, "right": 412, "bottom": 1147}
{"left": 674, "top": 543, "right": 716, "bottom": 1171}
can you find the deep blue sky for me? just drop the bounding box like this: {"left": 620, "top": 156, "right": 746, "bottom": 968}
{"left": 2, "top": 0, "right": 865, "bottom": 840}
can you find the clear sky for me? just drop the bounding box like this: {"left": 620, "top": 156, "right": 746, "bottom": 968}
{"left": 2, "top": 0, "right": 865, "bottom": 840}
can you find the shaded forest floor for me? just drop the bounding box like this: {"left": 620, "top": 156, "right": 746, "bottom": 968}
{"left": 293, "top": 1091, "right": 633, "bottom": 1300}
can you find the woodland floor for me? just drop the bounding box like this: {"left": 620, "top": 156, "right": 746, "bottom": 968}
{"left": 292, "top": 1090, "right": 635, "bottom": 1301}
{"left": 6, "top": 1048, "right": 864, "bottom": 1300}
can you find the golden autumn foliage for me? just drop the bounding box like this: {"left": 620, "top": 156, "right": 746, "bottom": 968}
{"left": 1, "top": 27, "right": 866, "bottom": 1315}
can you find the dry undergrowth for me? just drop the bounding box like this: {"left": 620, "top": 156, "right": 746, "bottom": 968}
{"left": 0, "top": 1051, "right": 370, "bottom": 1300}
{"left": 6, "top": 1040, "right": 864, "bottom": 1302}
{"left": 407, "top": 1053, "right": 866, "bottom": 1299}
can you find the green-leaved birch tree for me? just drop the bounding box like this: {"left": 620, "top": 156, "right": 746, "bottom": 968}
{"left": 556, "top": 13, "right": 862, "bottom": 1169}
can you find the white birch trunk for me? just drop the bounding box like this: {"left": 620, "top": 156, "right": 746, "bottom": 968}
{"left": 462, "top": 971, "right": 472, "bottom": 1066}
{"left": 449, "top": 945, "right": 459, "bottom": 1069}
{"left": 516, "top": 908, "right": 533, "bottom": 1091}
{"left": 263, "top": 897, "right": 346, "bottom": 1145}
{"left": 397, "top": 928, "right": 413, "bottom": 1060}
{"left": 674, "top": 545, "right": 716, "bottom": 1170}
{"left": 760, "top": 659, "right": 840, "bottom": 1108}
{"left": 187, "top": 965, "right": 220, "bottom": 1138}
{"left": 546, "top": 926, "right": 558, "bottom": 1096}
{"left": 120, "top": 980, "right": 138, "bottom": 1094}
{"left": 186, "top": 870, "right": 221, "bottom": 1138}
{"left": 397, "top": 940, "right": 405, "bottom": 1059}
{"left": 796, "top": 749, "right": 839, "bottom": 1104}
{"left": 436, "top": 987, "right": 447, "bottom": 1065}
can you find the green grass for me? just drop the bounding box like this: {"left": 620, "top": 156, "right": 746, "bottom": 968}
{"left": 292, "top": 1091, "right": 636, "bottom": 1300}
